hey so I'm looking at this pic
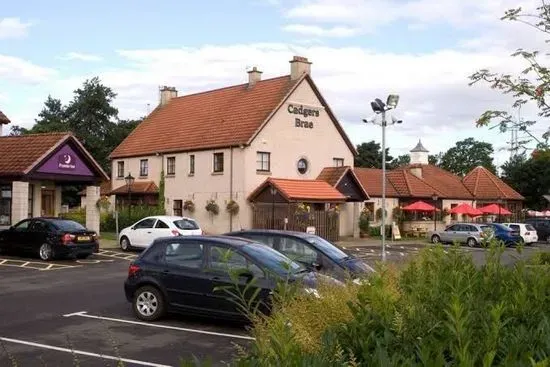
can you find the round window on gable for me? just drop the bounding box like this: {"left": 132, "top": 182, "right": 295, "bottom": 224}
{"left": 297, "top": 158, "right": 308, "bottom": 174}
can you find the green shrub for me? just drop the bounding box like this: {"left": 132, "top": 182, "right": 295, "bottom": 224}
{"left": 530, "top": 251, "right": 550, "bottom": 265}
{"left": 100, "top": 205, "right": 166, "bottom": 232}
{"left": 359, "top": 212, "right": 370, "bottom": 235}
{"left": 59, "top": 207, "right": 86, "bottom": 226}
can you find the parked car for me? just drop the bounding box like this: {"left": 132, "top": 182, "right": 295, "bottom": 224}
{"left": 124, "top": 235, "right": 329, "bottom": 322}
{"left": 524, "top": 218, "right": 550, "bottom": 244}
{"left": 118, "top": 216, "right": 202, "bottom": 251}
{"left": 428, "top": 223, "right": 492, "bottom": 247}
{"left": 0, "top": 217, "right": 99, "bottom": 261}
{"left": 486, "top": 223, "right": 523, "bottom": 247}
{"left": 502, "top": 222, "right": 538, "bottom": 245}
{"left": 223, "top": 229, "right": 374, "bottom": 281}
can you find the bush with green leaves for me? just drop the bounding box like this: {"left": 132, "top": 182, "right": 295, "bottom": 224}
{"left": 100, "top": 205, "right": 166, "bottom": 232}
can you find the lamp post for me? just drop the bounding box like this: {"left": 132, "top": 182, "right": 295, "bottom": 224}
{"left": 125, "top": 173, "right": 135, "bottom": 218}
{"left": 432, "top": 193, "right": 438, "bottom": 231}
{"left": 270, "top": 186, "right": 277, "bottom": 229}
{"left": 497, "top": 196, "right": 503, "bottom": 223}
{"left": 363, "top": 94, "right": 401, "bottom": 262}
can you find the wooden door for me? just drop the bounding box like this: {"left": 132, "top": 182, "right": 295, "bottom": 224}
{"left": 41, "top": 189, "right": 55, "bottom": 216}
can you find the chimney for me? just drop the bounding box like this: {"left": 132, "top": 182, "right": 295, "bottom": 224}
{"left": 247, "top": 66, "right": 262, "bottom": 87}
{"left": 289, "top": 56, "right": 312, "bottom": 80}
{"left": 159, "top": 86, "right": 178, "bottom": 106}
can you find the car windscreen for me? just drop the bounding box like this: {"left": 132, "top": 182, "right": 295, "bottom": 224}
{"left": 526, "top": 224, "right": 536, "bottom": 231}
{"left": 304, "top": 235, "right": 349, "bottom": 261}
{"left": 173, "top": 219, "right": 199, "bottom": 230}
{"left": 240, "top": 242, "right": 306, "bottom": 276}
{"left": 49, "top": 219, "right": 87, "bottom": 231}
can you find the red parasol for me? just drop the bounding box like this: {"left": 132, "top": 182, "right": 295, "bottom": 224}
{"left": 402, "top": 200, "right": 439, "bottom": 212}
{"left": 449, "top": 203, "right": 483, "bottom": 217}
{"left": 477, "top": 203, "right": 512, "bottom": 215}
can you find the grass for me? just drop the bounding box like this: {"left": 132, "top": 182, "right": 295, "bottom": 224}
{"left": 99, "top": 232, "right": 118, "bottom": 241}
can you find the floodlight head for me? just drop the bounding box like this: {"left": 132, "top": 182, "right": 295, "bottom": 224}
{"left": 370, "top": 101, "right": 382, "bottom": 113}
{"left": 391, "top": 115, "right": 403, "bottom": 124}
{"left": 386, "top": 94, "right": 399, "bottom": 109}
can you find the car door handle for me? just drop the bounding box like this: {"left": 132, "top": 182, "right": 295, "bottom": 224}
{"left": 147, "top": 231, "right": 152, "bottom": 234}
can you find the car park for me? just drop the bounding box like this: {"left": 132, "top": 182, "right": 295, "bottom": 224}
{"left": 428, "top": 223, "right": 492, "bottom": 247}
{"left": 0, "top": 217, "right": 99, "bottom": 261}
{"left": 118, "top": 215, "right": 202, "bottom": 251}
{"left": 502, "top": 222, "right": 538, "bottom": 245}
{"left": 524, "top": 218, "right": 550, "bottom": 243}
{"left": 486, "top": 223, "right": 523, "bottom": 247}
{"left": 124, "top": 235, "right": 326, "bottom": 322}
{"left": 223, "top": 229, "right": 374, "bottom": 280}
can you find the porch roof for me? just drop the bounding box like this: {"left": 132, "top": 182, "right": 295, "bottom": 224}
{"left": 248, "top": 177, "right": 347, "bottom": 203}
{"left": 109, "top": 181, "right": 159, "bottom": 195}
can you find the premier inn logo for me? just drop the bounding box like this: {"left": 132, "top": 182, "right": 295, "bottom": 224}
{"left": 288, "top": 104, "right": 319, "bottom": 129}
{"left": 58, "top": 153, "right": 76, "bottom": 170}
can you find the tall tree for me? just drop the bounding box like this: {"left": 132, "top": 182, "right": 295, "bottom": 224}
{"left": 440, "top": 138, "right": 497, "bottom": 176}
{"left": 32, "top": 96, "right": 68, "bottom": 133}
{"left": 469, "top": 1, "right": 550, "bottom": 151}
{"left": 428, "top": 153, "right": 443, "bottom": 166}
{"left": 390, "top": 154, "right": 410, "bottom": 168}
{"left": 354, "top": 141, "right": 393, "bottom": 168}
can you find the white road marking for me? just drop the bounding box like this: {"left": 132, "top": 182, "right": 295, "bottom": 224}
{"left": 370, "top": 249, "right": 374, "bottom": 253}
{"left": 400, "top": 252, "right": 405, "bottom": 256}
{"left": 0, "top": 336, "right": 171, "bottom": 367}
{"left": 63, "top": 311, "right": 255, "bottom": 341}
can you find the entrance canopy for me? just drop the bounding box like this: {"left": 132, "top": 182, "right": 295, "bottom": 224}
{"left": 248, "top": 177, "right": 346, "bottom": 203}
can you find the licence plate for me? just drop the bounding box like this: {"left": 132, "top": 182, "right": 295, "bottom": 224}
{"left": 78, "top": 236, "right": 91, "bottom": 241}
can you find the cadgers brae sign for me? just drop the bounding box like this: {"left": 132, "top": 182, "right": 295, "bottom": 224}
{"left": 288, "top": 104, "right": 320, "bottom": 129}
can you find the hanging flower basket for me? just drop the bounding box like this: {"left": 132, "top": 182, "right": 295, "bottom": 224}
{"left": 442, "top": 207, "right": 450, "bottom": 217}
{"left": 295, "top": 203, "right": 310, "bottom": 216}
{"left": 226, "top": 199, "right": 239, "bottom": 216}
{"left": 183, "top": 200, "right": 195, "bottom": 213}
{"left": 205, "top": 199, "right": 219, "bottom": 216}
{"left": 328, "top": 204, "right": 340, "bottom": 217}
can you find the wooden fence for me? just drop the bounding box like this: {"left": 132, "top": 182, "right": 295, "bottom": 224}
{"left": 252, "top": 203, "right": 340, "bottom": 242}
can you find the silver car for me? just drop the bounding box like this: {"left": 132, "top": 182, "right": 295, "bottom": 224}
{"left": 428, "top": 223, "right": 493, "bottom": 247}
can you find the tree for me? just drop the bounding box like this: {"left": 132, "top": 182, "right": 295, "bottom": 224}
{"left": 439, "top": 138, "right": 497, "bottom": 176}
{"left": 469, "top": 1, "right": 550, "bottom": 152}
{"left": 32, "top": 96, "right": 68, "bottom": 133}
{"left": 390, "top": 154, "right": 410, "bottom": 168}
{"left": 8, "top": 125, "right": 28, "bottom": 136}
{"left": 428, "top": 153, "right": 443, "bottom": 166}
{"left": 354, "top": 141, "right": 393, "bottom": 168}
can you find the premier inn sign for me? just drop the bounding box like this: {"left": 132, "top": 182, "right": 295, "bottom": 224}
{"left": 288, "top": 104, "right": 320, "bottom": 129}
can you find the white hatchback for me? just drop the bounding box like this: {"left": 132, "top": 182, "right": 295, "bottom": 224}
{"left": 118, "top": 215, "right": 202, "bottom": 251}
{"left": 502, "top": 222, "right": 538, "bottom": 245}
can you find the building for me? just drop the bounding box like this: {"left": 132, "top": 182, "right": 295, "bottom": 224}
{"left": 0, "top": 128, "right": 109, "bottom": 233}
{"left": 109, "top": 56, "right": 368, "bottom": 238}
{"left": 355, "top": 140, "right": 525, "bottom": 231}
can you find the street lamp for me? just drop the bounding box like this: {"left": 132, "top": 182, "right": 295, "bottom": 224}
{"left": 270, "top": 186, "right": 277, "bottom": 229}
{"left": 125, "top": 173, "right": 135, "bottom": 217}
{"left": 432, "top": 193, "right": 438, "bottom": 231}
{"left": 362, "top": 94, "right": 401, "bottom": 262}
{"left": 497, "top": 196, "right": 503, "bottom": 223}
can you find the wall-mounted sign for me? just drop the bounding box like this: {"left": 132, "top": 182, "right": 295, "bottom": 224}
{"left": 36, "top": 144, "right": 94, "bottom": 176}
{"left": 288, "top": 104, "right": 319, "bottom": 129}
{"left": 58, "top": 153, "right": 76, "bottom": 170}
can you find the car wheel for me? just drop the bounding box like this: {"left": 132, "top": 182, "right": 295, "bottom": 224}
{"left": 133, "top": 286, "right": 166, "bottom": 322}
{"left": 39, "top": 243, "right": 53, "bottom": 261}
{"left": 431, "top": 234, "right": 440, "bottom": 244}
{"left": 120, "top": 236, "right": 131, "bottom": 252}
{"left": 466, "top": 238, "right": 477, "bottom": 248}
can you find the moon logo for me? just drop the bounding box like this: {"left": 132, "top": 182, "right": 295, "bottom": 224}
{"left": 63, "top": 154, "right": 72, "bottom": 164}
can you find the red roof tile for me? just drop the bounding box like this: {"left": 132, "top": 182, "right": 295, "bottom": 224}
{"left": 78, "top": 180, "right": 112, "bottom": 196}
{"left": 354, "top": 168, "right": 401, "bottom": 197}
{"left": 463, "top": 166, "right": 524, "bottom": 200}
{"left": 109, "top": 181, "right": 159, "bottom": 195}
{"left": 249, "top": 177, "right": 346, "bottom": 202}
{"left": 317, "top": 166, "right": 370, "bottom": 199}
{"left": 387, "top": 169, "right": 445, "bottom": 198}
{"left": 0, "top": 111, "right": 10, "bottom": 124}
{"left": 398, "top": 164, "right": 473, "bottom": 199}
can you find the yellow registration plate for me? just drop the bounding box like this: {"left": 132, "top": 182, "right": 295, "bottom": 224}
{"left": 78, "top": 236, "right": 91, "bottom": 241}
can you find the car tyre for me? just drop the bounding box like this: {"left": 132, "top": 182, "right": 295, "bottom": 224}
{"left": 466, "top": 238, "right": 477, "bottom": 248}
{"left": 39, "top": 243, "right": 54, "bottom": 261}
{"left": 431, "top": 234, "right": 441, "bottom": 244}
{"left": 133, "top": 286, "right": 166, "bottom": 322}
{"left": 120, "top": 236, "right": 132, "bottom": 252}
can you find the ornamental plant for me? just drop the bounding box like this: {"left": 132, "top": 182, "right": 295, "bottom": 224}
{"left": 226, "top": 199, "right": 239, "bottom": 216}
{"left": 205, "top": 199, "right": 219, "bottom": 216}
{"left": 295, "top": 203, "right": 310, "bottom": 215}
{"left": 183, "top": 199, "right": 195, "bottom": 213}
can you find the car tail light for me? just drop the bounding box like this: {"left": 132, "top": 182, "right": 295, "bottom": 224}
{"left": 128, "top": 263, "right": 140, "bottom": 277}
{"left": 171, "top": 229, "right": 181, "bottom": 236}
{"left": 62, "top": 233, "right": 75, "bottom": 245}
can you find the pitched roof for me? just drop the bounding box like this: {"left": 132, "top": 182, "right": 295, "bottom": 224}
{"left": 410, "top": 139, "right": 429, "bottom": 152}
{"left": 109, "top": 181, "right": 159, "bottom": 195}
{"left": 386, "top": 169, "right": 445, "bottom": 198}
{"left": 0, "top": 111, "right": 10, "bottom": 124}
{"left": 463, "top": 166, "right": 524, "bottom": 200}
{"left": 398, "top": 164, "right": 473, "bottom": 199}
{"left": 248, "top": 177, "right": 346, "bottom": 202}
{"left": 78, "top": 180, "right": 112, "bottom": 196}
{"left": 109, "top": 74, "right": 357, "bottom": 159}
{"left": 354, "top": 168, "right": 401, "bottom": 197}
{"left": 317, "top": 166, "right": 369, "bottom": 199}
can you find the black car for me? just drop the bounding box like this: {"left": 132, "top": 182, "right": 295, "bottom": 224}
{"left": 224, "top": 229, "right": 374, "bottom": 280}
{"left": 124, "top": 235, "right": 325, "bottom": 322}
{"left": 525, "top": 218, "right": 550, "bottom": 243}
{"left": 0, "top": 217, "right": 99, "bottom": 261}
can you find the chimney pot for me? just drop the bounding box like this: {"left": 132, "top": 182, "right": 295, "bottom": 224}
{"left": 159, "top": 86, "right": 178, "bottom": 106}
{"left": 289, "top": 55, "right": 312, "bottom": 80}
{"left": 247, "top": 66, "right": 263, "bottom": 87}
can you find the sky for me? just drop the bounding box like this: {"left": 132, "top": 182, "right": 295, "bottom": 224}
{"left": 1, "top": 0, "right": 548, "bottom": 171}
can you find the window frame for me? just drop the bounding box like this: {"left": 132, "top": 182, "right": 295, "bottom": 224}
{"left": 134, "top": 218, "right": 156, "bottom": 229}
{"left": 189, "top": 155, "right": 195, "bottom": 175}
{"left": 256, "top": 151, "right": 271, "bottom": 172}
{"left": 117, "top": 161, "right": 125, "bottom": 178}
{"left": 206, "top": 243, "right": 266, "bottom": 278}
{"left": 333, "top": 158, "right": 344, "bottom": 167}
{"left": 166, "top": 156, "right": 176, "bottom": 176}
{"left": 213, "top": 152, "right": 224, "bottom": 173}
{"left": 0, "top": 184, "right": 12, "bottom": 226}
{"left": 139, "top": 159, "right": 149, "bottom": 177}
{"left": 28, "top": 184, "right": 34, "bottom": 218}
{"left": 173, "top": 199, "right": 183, "bottom": 217}
{"left": 162, "top": 240, "right": 205, "bottom": 271}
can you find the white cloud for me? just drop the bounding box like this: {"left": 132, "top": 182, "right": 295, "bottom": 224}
{"left": 282, "top": 24, "right": 360, "bottom": 37}
{"left": 0, "top": 17, "right": 32, "bottom": 39}
{"left": 59, "top": 52, "right": 103, "bottom": 62}
{"left": 0, "top": 54, "right": 56, "bottom": 83}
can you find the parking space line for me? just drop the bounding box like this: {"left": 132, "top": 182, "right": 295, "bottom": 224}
{"left": 63, "top": 311, "right": 255, "bottom": 341}
{"left": 0, "top": 336, "right": 171, "bottom": 367}
{"left": 0, "top": 257, "right": 80, "bottom": 271}
{"left": 96, "top": 250, "right": 138, "bottom": 261}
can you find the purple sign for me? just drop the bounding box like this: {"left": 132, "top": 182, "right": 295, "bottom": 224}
{"left": 36, "top": 144, "right": 94, "bottom": 176}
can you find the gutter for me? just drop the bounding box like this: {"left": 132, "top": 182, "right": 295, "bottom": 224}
{"left": 229, "top": 146, "right": 234, "bottom": 231}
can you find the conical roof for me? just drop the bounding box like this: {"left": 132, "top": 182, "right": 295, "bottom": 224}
{"left": 410, "top": 139, "right": 429, "bottom": 152}
{"left": 0, "top": 111, "right": 10, "bottom": 124}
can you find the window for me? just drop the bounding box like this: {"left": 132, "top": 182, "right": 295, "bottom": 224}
{"left": 12, "top": 219, "right": 30, "bottom": 231}
{"left": 134, "top": 218, "right": 156, "bottom": 229}
{"left": 28, "top": 184, "right": 34, "bottom": 218}
{"left": 117, "top": 161, "right": 124, "bottom": 178}
{"left": 297, "top": 158, "right": 308, "bottom": 174}
{"left": 277, "top": 236, "right": 318, "bottom": 265}
{"left": 164, "top": 241, "right": 204, "bottom": 269}
{"left": 30, "top": 220, "right": 49, "bottom": 232}
{"left": 173, "top": 218, "right": 199, "bottom": 230}
{"left": 167, "top": 157, "right": 176, "bottom": 175}
{"left": 0, "top": 184, "right": 12, "bottom": 226}
{"left": 173, "top": 200, "right": 183, "bottom": 216}
{"left": 49, "top": 219, "right": 86, "bottom": 231}
{"left": 208, "top": 245, "right": 264, "bottom": 277}
{"left": 139, "top": 159, "right": 148, "bottom": 177}
{"left": 256, "top": 152, "right": 271, "bottom": 172}
{"left": 333, "top": 158, "right": 344, "bottom": 167}
{"left": 213, "top": 152, "right": 224, "bottom": 173}
{"left": 189, "top": 155, "right": 195, "bottom": 175}
{"left": 155, "top": 220, "right": 170, "bottom": 229}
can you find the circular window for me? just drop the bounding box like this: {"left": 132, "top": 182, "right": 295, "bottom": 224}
{"left": 297, "top": 158, "right": 308, "bottom": 174}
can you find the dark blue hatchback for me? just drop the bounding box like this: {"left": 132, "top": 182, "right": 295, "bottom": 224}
{"left": 224, "top": 229, "right": 374, "bottom": 280}
{"left": 487, "top": 223, "right": 523, "bottom": 246}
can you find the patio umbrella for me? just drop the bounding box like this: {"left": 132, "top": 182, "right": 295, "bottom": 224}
{"left": 449, "top": 203, "right": 483, "bottom": 217}
{"left": 477, "top": 203, "right": 512, "bottom": 215}
{"left": 402, "top": 200, "right": 439, "bottom": 212}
